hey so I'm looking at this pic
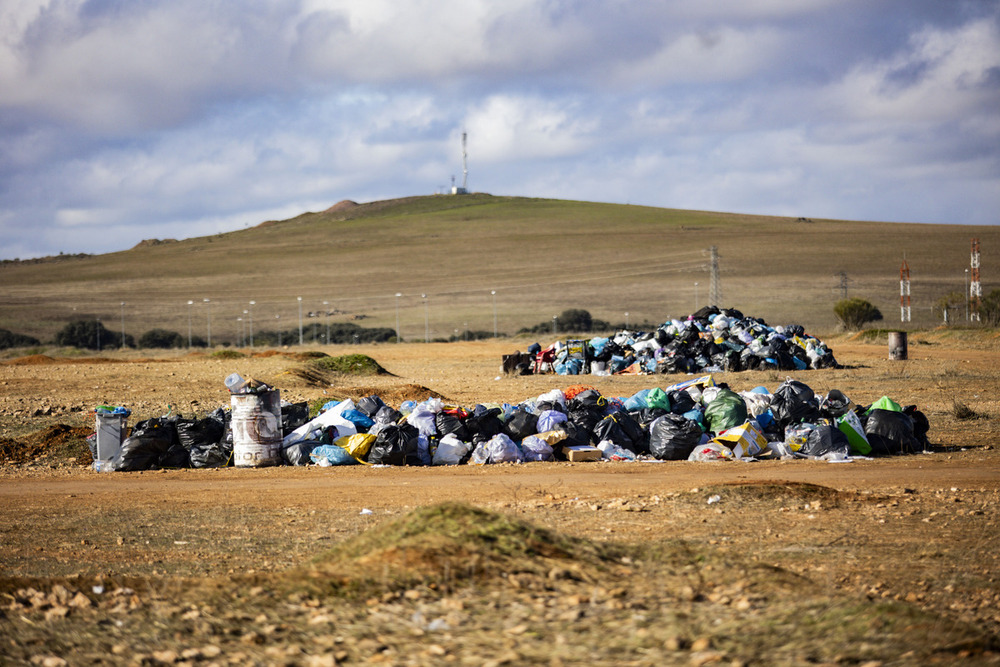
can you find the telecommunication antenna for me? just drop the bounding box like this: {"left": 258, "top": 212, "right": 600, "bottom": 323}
{"left": 971, "top": 238, "right": 981, "bottom": 322}
{"left": 899, "top": 259, "right": 911, "bottom": 323}
{"left": 452, "top": 132, "right": 468, "bottom": 195}
{"left": 835, "top": 271, "right": 851, "bottom": 300}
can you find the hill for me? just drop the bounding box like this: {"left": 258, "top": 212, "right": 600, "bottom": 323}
{"left": 0, "top": 194, "right": 995, "bottom": 344}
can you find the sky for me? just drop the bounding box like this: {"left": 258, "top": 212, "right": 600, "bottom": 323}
{"left": 1, "top": 0, "right": 998, "bottom": 260}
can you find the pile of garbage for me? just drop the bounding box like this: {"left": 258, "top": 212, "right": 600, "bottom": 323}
{"left": 513, "top": 306, "right": 838, "bottom": 376}
{"left": 92, "top": 373, "right": 929, "bottom": 471}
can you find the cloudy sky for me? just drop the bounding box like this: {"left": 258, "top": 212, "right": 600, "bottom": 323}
{"left": 1, "top": 1, "right": 998, "bottom": 260}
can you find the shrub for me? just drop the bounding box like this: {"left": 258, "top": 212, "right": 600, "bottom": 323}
{"left": 834, "top": 298, "right": 883, "bottom": 330}
{"left": 54, "top": 320, "right": 130, "bottom": 349}
{"left": 0, "top": 328, "right": 41, "bottom": 350}
{"left": 980, "top": 289, "right": 1000, "bottom": 327}
{"left": 138, "top": 328, "right": 185, "bottom": 349}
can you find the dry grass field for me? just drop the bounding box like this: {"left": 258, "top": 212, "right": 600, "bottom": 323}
{"left": 1, "top": 194, "right": 997, "bottom": 344}
{"left": 1, "top": 331, "right": 999, "bottom": 665}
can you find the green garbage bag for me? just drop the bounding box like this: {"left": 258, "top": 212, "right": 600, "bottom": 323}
{"left": 836, "top": 410, "right": 872, "bottom": 455}
{"left": 646, "top": 387, "right": 671, "bottom": 412}
{"left": 867, "top": 396, "right": 903, "bottom": 413}
{"left": 704, "top": 388, "right": 748, "bottom": 434}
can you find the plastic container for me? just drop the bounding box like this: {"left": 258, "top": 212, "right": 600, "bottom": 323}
{"left": 94, "top": 411, "right": 128, "bottom": 462}
{"left": 225, "top": 372, "right": 248, "bottom": 394}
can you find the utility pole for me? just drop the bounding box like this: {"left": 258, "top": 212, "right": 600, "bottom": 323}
{"left": 899, "top": 260, "right": 911, "bottom": 323}
{"left": 708, "top": 246, "right": 721, "bottom": 307}
{"left": 836, "top": 271, "right": 851, "bottom": 300}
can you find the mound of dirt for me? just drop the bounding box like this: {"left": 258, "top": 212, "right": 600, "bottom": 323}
{"left": 3, "top": 354, "right": 58, "bottom": 365}
{"left": 286, "top": 354, "right": 391, "bottom": 386}
{"left": 288, "top": 502, "right": 622, "bottom": 593}
{"left": 0, "top": 424, "right": 93, "bottom": 466}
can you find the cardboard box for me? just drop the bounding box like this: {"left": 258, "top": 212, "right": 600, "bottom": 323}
{"left": 565, "top": 445, "right": 602, "bottom": 462}
{"left": 713, "top": 421, "right": 767, "bottom": 459}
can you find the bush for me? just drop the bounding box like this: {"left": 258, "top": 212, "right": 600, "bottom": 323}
{"left": 980, "top": 289, "right": 1000, "bottom": 327}
{"left": 138, "top": 328, "right": 185, "bottom": 349}
{"left": 0, "top": 328, "right": 41, "bottom": 350}
{"left": 54, "top": 320, "right": 131, "bottom": 349}
{"left": 833, "top": 298, "right": 883, "bottom": 330}
{"left": 519, "top": 309, "right": 611, "bottom": 335}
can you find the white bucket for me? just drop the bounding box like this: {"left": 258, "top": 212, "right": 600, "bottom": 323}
{"left": 231, "top": 389, "right": 282, "bottom": 467}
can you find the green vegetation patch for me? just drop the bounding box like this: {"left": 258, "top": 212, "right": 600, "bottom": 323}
{"left": 211, "top": 349, "right": 245, "bottom": 359}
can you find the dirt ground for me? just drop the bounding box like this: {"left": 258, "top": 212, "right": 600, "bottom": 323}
{"left": 1, "top": 333, "right": 999, "bottom": 665}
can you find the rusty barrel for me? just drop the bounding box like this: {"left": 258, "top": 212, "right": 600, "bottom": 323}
{"left": 888, "top": 331, "right": 908, "bottom": 361}
{"left": 231, "top": 389, "right": 282, "bottom": 467}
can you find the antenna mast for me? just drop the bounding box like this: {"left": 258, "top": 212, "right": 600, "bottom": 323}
{"left": 899, "top": 259, "right": 911, "bottom": 323}
{"left": 971, "top": 238, "right": 981, "bottom": 322}
{"left": 462, "top": 131, "right": 468, "bottom": 192}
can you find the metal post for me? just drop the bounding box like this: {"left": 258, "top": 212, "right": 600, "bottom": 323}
{"left": 965, "top": 269, "right": 970, "bottom": 321}
{"left": 323, "top": 301, "right": 329, "bottom": 344}
{"left": 120, "top": 301, "right": 126, "bottom": 349}
{"left": 297, "top": 296, "right": 303, "bottom": 345}
{"left": 242, "top": 310, "right": 248, "bottom": 346}
{"left": 187, "top": 300, "right": 194, "bottom": 348}
{"left": 248, "top": 301, "right": 255, "bottom": 347}
{"left": 491, "top": 290, "right": 497, "bottom": 338}
{"left": 694, "top": 282, "right": 699, "bottom": 311}
{"left": 395, "top": 293, "right": 402, "bottom": 343}
{"left": 204, "top": 298, "right": 211, "bottom": 348}
{"left": 552, "top": 315, "right": 557, "bottom": 335}
{"left": 237, "top": 317, "right": 243, "bottom": 347}
{"left": 422, "top": 294, "right": 429, "bottom": 343}
{"left": 276, "top": 315, "right": 281, "bottom": 347}
{"left": 625, "top": 311, "right": 629, "bottom": 329}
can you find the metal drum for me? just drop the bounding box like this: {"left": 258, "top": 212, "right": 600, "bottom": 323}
{"left": 888, "top": 331, "right": 908, "bottom": 361}
{"left": 231, "top": 389, "right": 282, "bottom": 467}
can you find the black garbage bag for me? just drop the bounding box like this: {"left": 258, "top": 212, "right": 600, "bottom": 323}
{"left": 436, "top": 412, "right": 470, "bottom": 441}
{"left": 667, "top": 390, "right": 696, "bottom": 416}
{"left": 903, "top": 406, "right": 930, "bottom": 450}
{"left": 177, "top": 417, "right": 226, "bottom": 451}
{"left": 282, "top": 441, "right": 318, "bottom": 466}
{"left": 819, "top": 390, "right": 852, "bottom": 419}
{"left": 557, "top": 421, "right": 592, "bottom": 449}
{"left": 649, "top": 413, "right": 702, "bottom": 461}
{"left": 465, "top": 406, "right": 504, "bottom": 442}
{"left": 768, "top": 379, "right": 820, "bottom": 430}
{"left": 593, "top": 411, "right": 647, "bottom": 454}
{"left": 374, "top": 406, "right": 403, "bottom": 427}
{"left": 110, "top": 418, "right": 177, "bottom": 471}
{"left": 503, "top": 411, "right": 539, "bottom": 441}
{"left": 369, "top": 423, "right": 422, "bottom": 466}
{"left": 800, "top": 425, "right": 850, "bottom": 458}
{"left": 630, "top": 407, "right": 669, "bottom": 431}
{"left": 159, "top": 443, "right": 191, "bottom": 468}
{"left": 357, "top": 395, "right": 387, "bottom": 418}
{"left": 281, "top": 402, "right": 310, "bottom": 436}
{"left": 567, "top": 390, "right": 607, "bottom": 432}
{"left": 865, "top": 409, "right": 920, "bottom": 455}
{"left": 178, "top": 416, "right": 231, "bottom": 468}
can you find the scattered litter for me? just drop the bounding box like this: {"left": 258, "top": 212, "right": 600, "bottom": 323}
{"left": 360, "top": 508, "right": 374, "bottom": 515}
{"left": 707, "top": 495, "right": 722, "bottom": 505}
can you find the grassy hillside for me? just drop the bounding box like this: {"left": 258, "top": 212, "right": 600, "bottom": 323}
{"left": 0, "top": 194, "right": 995, "bottom": 344}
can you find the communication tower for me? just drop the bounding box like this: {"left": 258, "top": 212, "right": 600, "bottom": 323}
{"left": 971, "top": 238, "right": 981, "bottom": 322}
{"left": 452, "top": 132, "right": 468, "bottom": 195}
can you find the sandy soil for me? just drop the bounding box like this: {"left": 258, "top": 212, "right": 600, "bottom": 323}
{"left": 1, "top": 334, "right": 999, "bottom": 665}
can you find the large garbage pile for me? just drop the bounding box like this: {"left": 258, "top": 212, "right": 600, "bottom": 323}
{"left": 515, "top": 306, "right": 837, "bottom": 376}
{"left": 94, "top": 374, "right": 929, "bottom": 471}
